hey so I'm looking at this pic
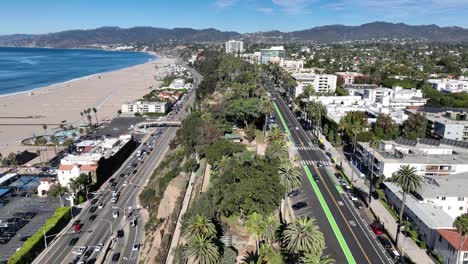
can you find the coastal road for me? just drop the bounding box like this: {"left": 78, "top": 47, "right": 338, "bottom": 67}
{"left": 33, "top": 63, "right": 200, "bottom": 264}
{"left": 271, "top": 93, "right": 393, "bottom": 264}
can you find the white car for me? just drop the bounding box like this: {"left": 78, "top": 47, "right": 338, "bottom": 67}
{"left": 98, "top": 203, "right": 104, "bottom": 209}
{"left": 132, "top": 244, "right": 139, "bottom": 251}
{"left": 95, "top": 243, "right": 103, "bottom": 252}
{"left": 112, "top": 211, "right": 119, "bottom": 218}
{"left": 122, "top": 181, "right": 128, "bottom": 186}
{"left": 76, "top": 246, "right": 87, "bottom": 255}
{"left": 348, "top": 192, "right": 358, "bottom": 201}
{"left": 295, "top": 126, "right": 299, "bottom": 130}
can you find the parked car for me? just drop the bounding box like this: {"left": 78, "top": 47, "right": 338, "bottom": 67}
{"left": 95, "top": 243, "right": 103, "bottom": 252}
{"left": 76, "top": 246, "right": 87, "bottom": 255}
{"left": 112, "top": 253, "right": 120, "bottom": 262}
{"left": 287, "top": 190, "right": 300, "bottom": 198}
{"left": 387, "top": 249, "right": 402, "bottom": 261}
{"left": 313, "top": 175, "right": 320, "bottom": 183}
{"left": 98, "top": 203, "right": 104, "bottom": 209}
{"left": 117, "top": 229, "right": 124, "bottom": 238}
{"left": 88, "top": 215, "right": 97, "bottom": 222}
{"left": 112, "top": 211, "right": 119, "bottom": 218}
{"left": 292, "top": 202, "right": 307, "bottom": 211}
{"left": 378, "top": 236, "right": 392, "bottom": 248}
{"left": 370, "top": 223, "right": 384, "bottom": 235}
{"left": 353, "top": 201, "right": 364, "bottom": 209}
{"left": 348, "top": 191, "right": 359, "bottom": 201}
{"left": 90, "top": 199, "right": 98, "bottom": 205}
{"left": 74, "top": 223, "right": 83, "bottom": 233}
{"left": 89, "top": 207, "right": 97, "bottom": 214}
{"left": 132, "top": 244, "right": 139, "bottom": 251}
{"left": 130, "top": 218, "right": 137, "bottom": 227}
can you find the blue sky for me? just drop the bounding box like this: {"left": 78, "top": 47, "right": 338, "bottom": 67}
{"left": 1, "top": 0, "right": 468, "bottom": 35}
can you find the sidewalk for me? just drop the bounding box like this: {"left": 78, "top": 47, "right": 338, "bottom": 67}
{"left": 319, "top": 132, "right": 435, "bottom": 264}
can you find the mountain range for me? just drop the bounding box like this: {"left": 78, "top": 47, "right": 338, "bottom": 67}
{"left": 1, "top": 22, "right": 468, "bottom": 48}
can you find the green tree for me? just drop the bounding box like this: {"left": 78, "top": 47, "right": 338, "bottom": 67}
{"left": 182, "top": 214, "right": 217, "bottom": 240}
{"left": 454, "top": 213, "right": 468, "bottom": 264}
{"left": 307, "top": 101, "right": 327, "bottom": 136}
{"left": 373, "top": 114, "right": 400, "bottom": 140}
{"left": 259, "top": 99, "right": 273, "bottom": 137}
{"left": 282, "top": 217, "right": 325, "bottom": 257}
{"left": 245, "top": 212, "right": 265, "bottom": 251}
{"left": 204, "top": 139, "right": 246, "bottom": 165}
{"left": 402, "top": 112, "right": 427, "bottom": 140}
{"left": 183, "top": 234, "right": 220, "bottom": 264}
{"left": 388, "top": 165, "right": 423, "bottom": 245}
{"left": 245, "top": 124, "right": 256, "bottom": 143}
{"left": 69, "top": 173, "right": 91, "bottom": 196}
{"left": 278, "top": 160, "right": 302, "bottom": 193}
{"left": 339, "top": 111, "right": 368, "bottom": 154}
{"left": 263, "top": 215, "right": 280, "bottom": 246}
{"left": 300, "top": 252, "right": 335, "bottom": 264}
{"left": 266, "top": 127, "right": 286, "bottom": 144}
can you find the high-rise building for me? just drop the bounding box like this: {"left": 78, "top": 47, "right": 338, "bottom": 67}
{"left": 225, "top": 40, "right": 244, "bottom": 54}
{"left": 260, "top": 46, "right": 286, "bottom": 64}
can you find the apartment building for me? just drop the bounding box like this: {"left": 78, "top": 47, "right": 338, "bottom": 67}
{"left": 434, "top": 229, "right": 468, "bottom": 264}
{"left": 407, "top": 109, "right": 468, "bottom": 142}
{"left": 291, "top": 73, "right": 337, "bottom": 97}
{"left": 335, "top": 72, "right": 365, "bottom": 84}
{"left": 428, "top": 79, "right": 468, "bottom": 93}
{"left": 121, "top": 101, "right": 169, "bottom": 114}
{"left": 225, "top": 40, "right": 244, "bottom": 54}
{"left": 281, "top": 59, "right": 304, "bottom": 73}
{"left": 260, "top": 46, "right": 286, "bottom": 64}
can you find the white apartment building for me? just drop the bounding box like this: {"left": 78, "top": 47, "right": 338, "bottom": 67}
{"left": 335, "top": 72, "right": 365, "bottom": 84}
{"left": 225, "top": 40, "right": 244, "bottom": 54}
{"left": 241, "top": 52, "right": 261, "bottom": 65}
{"left": 428, "top": 79, "right": 468, "bottom": 93}
{"left": 434, "top": 229, "right": 468, "bottom": 264}
{"left": 348, "top": 86, "right": 426, "bottom": 109}
{"left": 121, "top": 101, "right": 169, "bottom": 114}
{"left": 291, "top": 73, "right": 337, "bottom": 97}
{"left": 281, "top": 59, "right": 304, "bottom": 73}
{"left": 407, "top": 109, "right": 468, "bottom": 142}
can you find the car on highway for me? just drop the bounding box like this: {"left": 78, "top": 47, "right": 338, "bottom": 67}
{"left": 19, "top": 235, "right": 31, "bottom": 241}
{"left": 86, "top": 258, "right": 96, "bottom": 264}
{"left": 111, "top": 182, "right": 117, "bottom": 188}
{"left": 112, "top": 211, "right": 119, "bottom": 218}
{"left": 120, "top": 173, "right": 125, "bottom": 178}
{"left": 313, "top": 175, "right": 320, "bottom": 182}
{"left": 89, "top": 206, "right": 97, "bottom": 213}
{"left": 109, "top": 178, "right": 115, "bottom": 183}
{"left": 111, "top": 197, "right": 118, "bottom": 203}
{"left": 132, "top": 244, "right": 139, "bottom": 251}
{"left": 83, "top": 249, "right": 93, "bottom": 259}
{"left": 76, "top": 246, "right": 87, "bottom": 255}
{"left": 292, "top": 202, "right": 307, "bottom": 211}
{"left": 317, "top": 161, "right": 324, "bottom": 167}
{"left": 88, "top": 214, "right": 97, "bottom": 222}
{"left": 98, "top": 203, "right": 104, "bottom": 209}
{"left": 117, "top": 229, "right": 124, "bottom": 238}
{"left": 287, "top": 190, "right": 300, "bottom": 198}
{"left": 68, "top": 237, "right": 79, "bottom": 246}
{"left": 295, "top": 126, "right": 299, "bottom": 130}
{"left": 112, "top": 253, "right": 120, "bottom": 262}
{"left": 72, "top": 220, "right": 81, "bottom": 226}
{"left": 370, "top": 222, "right": 385, "bottom": 235}
{"left": 90, "top": 198, "right": 98, "bottom": 205}
{"left": 131, "top": 218, "right": 137, "bottom": 227}
{"left": 95, "top": 243, "right": 103, "bottom": 252}
{"left": 74, "top": 223, "right": 83, "bottom": 233}
{"left": 122, "top": 181, "right": 128, "bottom": 186}
{"left": 378, "top": 236, "right": 392, "bottom": 248}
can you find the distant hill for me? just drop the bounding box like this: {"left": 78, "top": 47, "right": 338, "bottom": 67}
{"left": 1, "top": 22, "right": 468, "bottom": 48}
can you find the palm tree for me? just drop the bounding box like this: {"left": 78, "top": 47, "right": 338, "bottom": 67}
{"left": 259, "top": 99, "right": 273, "bottom": 138}
{"left": 300, "top": 252, "right": 335, "bottom": 264}
{"left": 182, "top": 214, "right": 217, "bottom": 240}
{"left": 267, "top": 127, "right": 286, "bottom": 143}
{"left": 246, "top": 212, "right": 265, "bottom": 252}
{"left": 306, "top": 101, "right": 327, "bottom": 138}
{"left": 454, "top": 213, "right": 468, "bottom": 264}
{"left": 388, "top": 165, "right": 423, "bottom": 246}
{"left": 183, "top": 234, "right": 220, "bottom": 264}
{"left": 339, "top": 111, "right": 367, "bottom": 154}
{"left": 263, "top": 214, "right": 280, "bottom": 246}
{"left": 278, "top": 160, "right": 302, "bottom": 193}
{"left": 282, "top": 217, "right": 325, "bottom": 257}
{"left": 92, "top": 107, "right": 99, "bottom": 125}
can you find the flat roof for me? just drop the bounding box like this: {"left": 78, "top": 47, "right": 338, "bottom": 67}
{"left": 418, "top": 173, "right": 468, "bottom": 198}
{"left": 385, "top": 182, "right": 454, "bottom": 229}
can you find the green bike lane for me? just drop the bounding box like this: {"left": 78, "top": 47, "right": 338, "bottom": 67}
{"left": 272, "top": 96, "right": 391, "bottom": 264}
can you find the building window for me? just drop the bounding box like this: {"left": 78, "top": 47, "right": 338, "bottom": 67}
{"left": 458, "top": 197, "right": 465, "bottom": 201}
{"left": 464, "top": 252, "right": 468, "bottom": 259}
{"left": 460, "top": 207, "right": 464, "bottom": 211}
{"left": 448, "top": 206, "right": 452, "bottom": 210}
{"left": 442, "top": 197, "right": 446, "bottom": 201}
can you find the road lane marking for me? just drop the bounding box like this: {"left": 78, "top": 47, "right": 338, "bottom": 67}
{"left": 302, "top": 165, "right": 357, "bottom": 264}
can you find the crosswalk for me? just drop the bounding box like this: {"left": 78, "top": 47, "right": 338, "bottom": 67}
{"left": 292, "top": 145, "right": 321, "bottom": 151}
{"left": 300, "top": 160, "right": 333, "bottom": 166}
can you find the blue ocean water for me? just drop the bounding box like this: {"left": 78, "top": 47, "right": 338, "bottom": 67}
{"left": 0, "top": 47, "right": 155, "bottom": 95}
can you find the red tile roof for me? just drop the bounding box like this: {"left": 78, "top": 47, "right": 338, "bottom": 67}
{"left": 58, "top": 164, "right": 97, "bottom": 171}
{"left": 437, "top": 229, "right": 468, "bottom": 251}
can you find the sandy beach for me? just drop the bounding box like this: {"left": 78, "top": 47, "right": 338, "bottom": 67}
{"left": 0, "top": 54, "right": 176, "bottom": 156}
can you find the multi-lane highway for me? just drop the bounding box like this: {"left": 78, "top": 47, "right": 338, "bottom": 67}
{"left": 33, "top": 63, "right": 200, "bottom": 264}
{"left": 271, "top": 93, "right": 394, "bottom": 264}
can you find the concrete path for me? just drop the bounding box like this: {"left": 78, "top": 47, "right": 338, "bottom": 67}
{"left": 318, "top": 132, "right": 435, "bottom": 264}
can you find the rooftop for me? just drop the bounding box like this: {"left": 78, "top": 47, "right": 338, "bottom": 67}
{"left": 437, "top": 229, "right": 468, "bottom": 251}
{"left": 385, "top": 182, "right": 454, "bottom": 229}
{"left": 418, "top": 173, "right": 468, "bottom": 198}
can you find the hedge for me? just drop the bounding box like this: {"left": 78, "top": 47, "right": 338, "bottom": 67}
{"left": 8, "top": 206, "right": 72, "bottom": 264}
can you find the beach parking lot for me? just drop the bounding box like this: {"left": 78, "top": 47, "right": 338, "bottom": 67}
{"left": 0, "top": 196, "right": 60, "bottom": 262}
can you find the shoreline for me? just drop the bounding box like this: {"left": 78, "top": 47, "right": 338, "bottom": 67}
{"left": 0, "top": 49, "right": 157, "bottom": 98}
{"left": 0, "top": 52, "right": 175, "bottom": 155}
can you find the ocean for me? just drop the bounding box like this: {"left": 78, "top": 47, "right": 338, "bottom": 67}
{"left": 0, "top": 47, "right": 156, "bottom": 95}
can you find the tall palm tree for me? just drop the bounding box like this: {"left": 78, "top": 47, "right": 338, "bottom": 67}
{"left": 454, "top": 213, "right": 468, "bottom": 263}
{"left": 183, "top": 234, "right": 220, "bottom": 264}
{"left": 182, "top": 214, "right": 217, "bottom": 240}
{"left": 259, "top": 99, "right": 273, "bottom": 138}
{"left": 263, "top": 214, "right": 280, "bottom": 246}
{"left": 246, "top": 212, "right": 265, "bottom": 252}
{"left": 339, "top": 111, "right": 367, "bottom": 155}
{"left": 267, "top": 127, "right": 286, "bottom": 144}
{"left": 278, "top": 160, "right": 302, "bottom": 193}
{"left": 282, "top": 217, "right": 325, "bottom": 257}
{"left": 300, "top": 252, "right": 335, "bottom": 264}
{"left": 306, "top": 101, "right": 327, "bottom": 137}
{"left": 92, "top": 107, "right": 99, "bottom": 125}
{"left": 389, "top": 165, "right": 423, "bottom": 246}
